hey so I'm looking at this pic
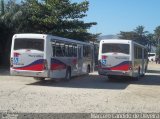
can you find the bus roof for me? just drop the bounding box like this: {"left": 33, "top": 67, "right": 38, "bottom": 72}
{"left": 100, "top": 39, "right": 147, "bottom": 48}
{"left": 148, "top": 52, "right": 156, "bottom": 54}
{"left": 13, "top": 33, "right": 92, "bottom": 46}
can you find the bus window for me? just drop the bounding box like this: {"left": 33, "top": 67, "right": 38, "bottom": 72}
{"left": 83, "top": 45, "right": 91, "bottom": 58}
{"left": 83, "top": 45, "right": 86, "bottom": 57}
{"left": 134, "top": 46, "right": 138, "bottom": 58}
{"left": 56, "top": 42, "right": 64, "bottom": 57}
{"left": 78, "top": 46, "right": 82, "bottom": 59}
{"left": 68, "top": 44, "right": 73, "bottom": 57}
{"left": 73, "top": 45, "right": 77, "bottom": 57}
{"left": 138, "top": 47, "right": 142, "bottom": 59}
{"left": 52, "top": 41, "right": 55, "bottom": 57}
{"left": 65, "top": 44, "right": 69, "bottom": 57}
{"left": 144, "top": 50, "right": 148, "bottom": 59}
{"left": 14, "top": 38, "right": 44, "bottom": 51}
{"left": 134, "top": 45, "right": 142, "bottom": 59}
{"left": 102, "top": 43, "right": 129, "bottom": 54}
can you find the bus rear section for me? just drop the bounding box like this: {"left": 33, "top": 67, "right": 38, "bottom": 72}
{"left": 98, "top": 40, "right": 132, "bottom": 79}
{"left": 10, "top": 34, "right": 49, "bottom": 78}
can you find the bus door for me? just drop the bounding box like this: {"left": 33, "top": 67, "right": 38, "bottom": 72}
{"left": 77, "top": 45, "right": 83, "bottom": 74}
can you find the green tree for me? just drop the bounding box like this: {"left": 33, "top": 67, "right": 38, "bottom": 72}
{"left": 156, "top": 45, "right": 160, "bottom": 58}
{"left": 0, "top": 0, "right": 5, "bottom": 15}
{"left": 0, "top": 0, "right": 21, "bottom": 65}
{"left": 0, "top": 0, "right": 98, "bottom": 65}
{"left": 134, "top": 26, "right": 148, "bottom": 45}
{"left": 134, "top": 26, "right": 148, "bottom": 36}
{"left": 119, "top": 31, "right": 137, "bottom": 40}
{"left": 146, "top": 33, "right": 156, "bottom": 52}
{"left": 13, "top": 0, "right": 97, "bottom": 41}
{"left": 154, "top": 26, "right": 160, "bottom": 46}
{"left": 119, "top": 26, "right": 149, "bottom": 45}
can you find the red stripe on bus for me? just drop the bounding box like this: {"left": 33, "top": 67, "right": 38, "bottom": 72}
{"left": 51, "top": 64, "right": 66, "bottom": 70}
{"left": 13, "top": 64, "right": 44, "bottom": 71}
{"left": 103, "top": 64, "right": 129, "bottom": 71}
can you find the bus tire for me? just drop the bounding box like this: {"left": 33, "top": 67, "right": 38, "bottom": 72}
{"left": 65, "top": 67, "right": 71, "bottom": 81}
{"left": 33, "top": 77, "right": 45, "bottom": 80}
{"left": 108, "top": 75, "right": 115, "bottom": 81}
{"left": 134, "top": 68, "right": 140, "bottom": 81}
{"left": 141, "top": 74, "right": 145, "bottom": 77}
{"left": 87, "top": 65, "right": 90, "bottom": 74}
{"left": 145, "top": 66, "right": 147, "bottom": 73}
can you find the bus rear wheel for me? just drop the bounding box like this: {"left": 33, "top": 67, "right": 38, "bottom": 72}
{"left": 133, "top": 68, "right": 140, "bottom": 81}
{"left": 33, "top": 77, "right": 45, "bottom": 80}
{"left": 87, "top": 65, "right": 90, "bottom": 74}
{"left": 108, "top": 75, "right": 116, "bottom": 81}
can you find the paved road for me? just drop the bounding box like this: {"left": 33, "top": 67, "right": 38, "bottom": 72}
{"left": 0, "top": 63, "right": 160, "bottom": 113}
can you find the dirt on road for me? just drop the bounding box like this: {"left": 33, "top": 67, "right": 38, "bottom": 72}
{"left": 0, "top": 63, "right": 160, "bottom": 113}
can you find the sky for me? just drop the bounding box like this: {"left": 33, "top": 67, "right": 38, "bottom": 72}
{"left": 14, "top": 0, "right": 160, "bottom": 35}
{"left": 72, "top": 0, "right": 160, "bottom": 35}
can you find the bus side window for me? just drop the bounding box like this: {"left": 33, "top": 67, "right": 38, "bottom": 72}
{"left": 52, "top": 41, "right": 55, "bottom": 57}
{"left": 83, "top": 45, "right": 86, "bottom": 57}
{"left": 60, "top": 43, "right": 65, "bottom": 57}
{"left": 88, "top": 46, "right": 92, "bottom": 58}
{"left": 138, "top": 47, "right": 142, "bottom": 59}
{"left": 83, "top": 45, "right": 89, "bottom": 57}
{"left": 134, "top": 45, "right": 143, "bottom": 59}
{"left": 144, "top": 49, "right": 147, "bottom": 59}
{"left": 73, "top": 45, "right": 77, "bottom": 57}
{"left": 68, "top": 44, "right": 73, "bottom": 57}
{"left": 65, "top": 44, "right": 69, "bottom": 57}
{"left": 134, "top": 45, "right": 137, "bottom": 59}
{"left": 56, "top": 42, "right": 64, "bottom": 57}
{"left": 78, "top": 46, "right": 82, "bottom": 59}
{"left": 139, "top": 48, "right": 142, "bottom": 59}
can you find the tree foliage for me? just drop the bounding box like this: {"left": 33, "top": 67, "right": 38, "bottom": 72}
{"left": 156, "top": 45, "right": 160, "bottom": 58}
{"left": 0, "top": 0, "right": 98, "bottom": 65}
{"left": 154, "top": 26, "right": 160, "bottom": 49}
{"left": 0, "top": 0, "right": 5, "bottom": 15}
{"left": 119, "top": 26, "right": 157, "bottom": 52}
{"left": 154, "top": 26, "right": 160, "bottom": 40}
{"left": 1, "top": 0, "right": 98, "bottom": 41}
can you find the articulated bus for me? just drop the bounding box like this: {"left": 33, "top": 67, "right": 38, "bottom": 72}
{"left": 10, "top": 34, "right": 94, "bottom": 80}
{"left": 98, "top": 39, "right": 148, "bottom": 80}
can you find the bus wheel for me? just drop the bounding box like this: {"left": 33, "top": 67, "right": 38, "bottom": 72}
{"left": 87, "top": 65, "right": 90, "bottom": 74}
{"left": 134, "top": 68, "right": 140, "bottom": 81}
{"left": 65, "top": 68, "right": 71, "bottom": 81}
{"left": 145, "top": 66, "right": 147, "bottom": 73}
{"left": 108, "top": 75, "right": 115, "bottom": 81}
{"left": 33, "top": 77, "right": 45, "bottom": 80}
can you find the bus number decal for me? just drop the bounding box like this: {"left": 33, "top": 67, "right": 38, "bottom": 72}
{"left": 101, "top": 55, "right": 107, "bottom": 65}
{"left": 13, "top": 53, "right": 20, "bottom": 65}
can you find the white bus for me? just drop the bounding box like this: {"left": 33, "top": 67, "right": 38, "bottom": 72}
{"left": 98, "top": 39, "right": 148, "bottom": 80}
{"left": 10, "top": 34, "right": 94, "bottom": 80}
{"left": 148, "top": 53, "right": 156, "bottom": 62}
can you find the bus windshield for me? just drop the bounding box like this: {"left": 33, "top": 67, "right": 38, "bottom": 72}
{"left": 14, "top": 38, "right": 44, "bottom": 51}
{"left": 102, "top": 43, "right": 129, "bottom": 54}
